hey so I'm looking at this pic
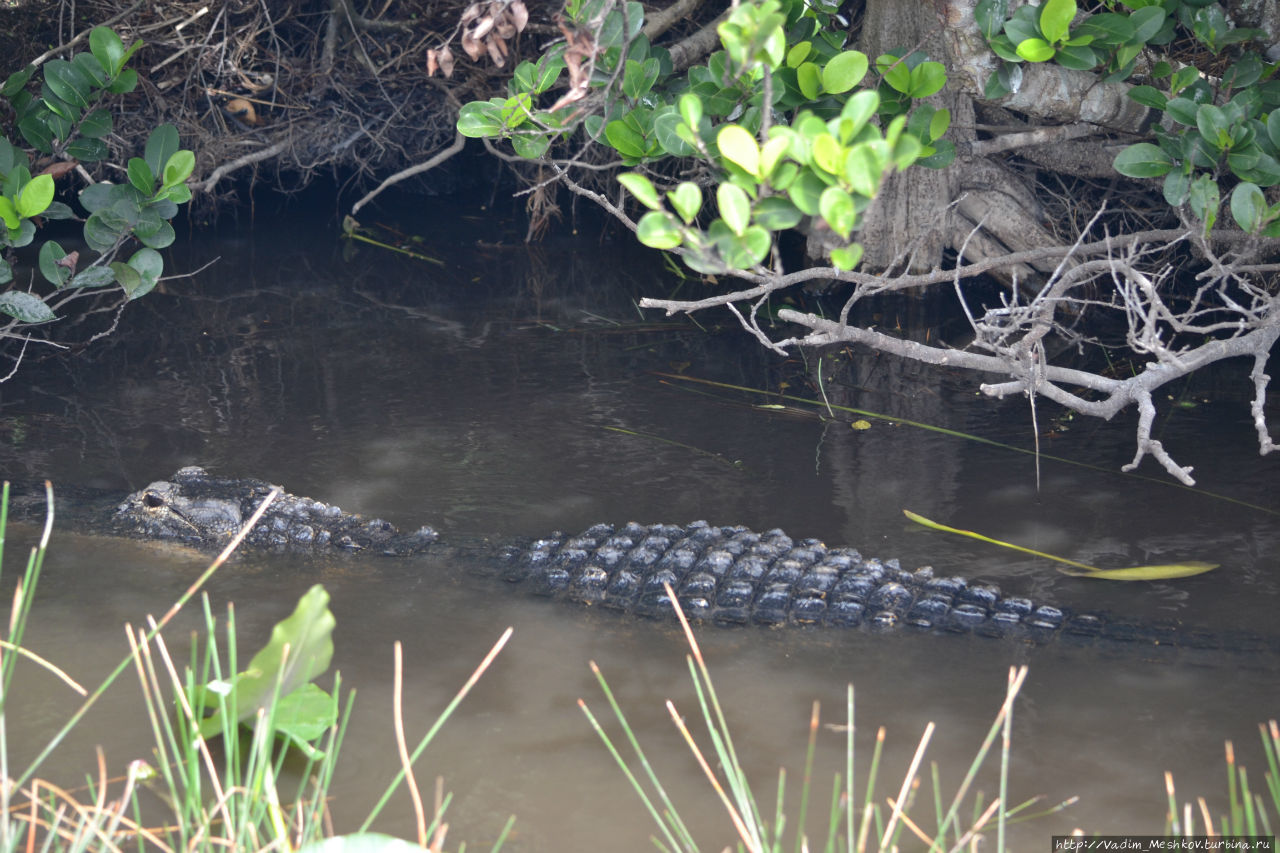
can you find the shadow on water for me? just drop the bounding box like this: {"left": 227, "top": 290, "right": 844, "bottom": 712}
{"left": 2, "top": 203, "right": 1278, "bottom": 849}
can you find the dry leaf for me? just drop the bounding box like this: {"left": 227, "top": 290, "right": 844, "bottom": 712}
{"left": 486, "top": 36, "right": 507, "bottom": 66}
{"left": 437, "top": 45, "right": 455, "bottom": 77}
{"left": 461, "top": 31, "right": 483, "bottom": 61}
{"left": 470, "top": 14, "right": 495, "bottom": 39}
{"left": 39, "top": 160, "right": 78, "bottom": 180}
{"left": 509, "top": 0, "right": 528, "bottom": 31}
{"left": 459, "top": 2, "right": 482, "bottom": 24}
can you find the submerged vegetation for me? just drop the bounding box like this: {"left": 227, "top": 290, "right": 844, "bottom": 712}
{"left": 1, "top": 483, "right": 1277, "bottom": 850}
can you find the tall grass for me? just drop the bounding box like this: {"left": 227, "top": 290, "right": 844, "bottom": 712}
{"left": 1164, "top": 721, "right": 1279, "bottom": 838}
{"left": 579, "top": 583, "right": 1077, "bottom": 852}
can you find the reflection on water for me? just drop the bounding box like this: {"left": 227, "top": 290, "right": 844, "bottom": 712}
{"left": 2, "top": 206, "right": 1277, "bottom": 849}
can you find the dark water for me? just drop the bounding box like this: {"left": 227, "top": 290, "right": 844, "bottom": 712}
{"left": 2, "top": 205, "right": 1278, "bottom": 850}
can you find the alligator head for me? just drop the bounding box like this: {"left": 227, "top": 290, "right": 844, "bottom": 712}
{"left": 114, "top": 466, "right": 438, "bottom": 554}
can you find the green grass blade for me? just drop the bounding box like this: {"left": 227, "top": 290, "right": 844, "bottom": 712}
{"left": 903, "top": 509, "right": 1219, "bottom": 580}
{"left": 1055, "top": 562, "right": 1218, "bottom": 579}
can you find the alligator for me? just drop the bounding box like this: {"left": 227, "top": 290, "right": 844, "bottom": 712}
{"left": 108, "top": 466, "right": 1274, "bottom": 655}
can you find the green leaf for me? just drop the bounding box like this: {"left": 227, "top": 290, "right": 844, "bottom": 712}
{"left": 109, "top": 261, "right": 142, "bottom": 296}
{"left": 907, "top": 62, "right": 946, "bottom": 98}
{"left": 618, "top": 173, "right": 663, "bottom": 211}
{"left": 1039, "top": 0, "right": 1076, "bottom": 45}
{"left": 16, "top": 173, "right": 54, "bottom": 218}
{"left": 821, "top": 50, "right": 869, "bottom": 95}
{"left": 1195, "top": 104, "right": 1230, "bottom": 147}
{"left": 134, "top": 217, "right": 176, "bottom": 250}
{"left": 162, "top": 150, "right": 195, "bottom": 190}
{"left": 732, "top": 225, "right": 771, "bottom": 268}
{"left": 1129, "top": 6, "right": 1166, "bottom": 43}
{"left": 796, "top": 62, "right": 821, "bottom": 100}
{"left": 1015, "top": 37, "right": 1056, "bottom": 62}
{"left": 667, "top": 182, "right": 701, "bottom": 224}
{"left": 0, "top": 291, "right": 55, "bottom": 323}
{"left": 622, "top": 58, "right": 660, "bottom": 100}
{"left": 974, "top": 0, "right": 1009, "bottom": 40}
{"left": 1230, "top": 182, "right": 1266, "bottom": 232}
{"left": 1127, "top": 85, "right": 1166, "bottom": 110}
{"left": 818, "top": 185, "right": 856, "bottom": 239}
{"left": 605, "top": 119, "right": 648, "bottom": 160}
{"left": 1162, "top": 170, "right": 1190, "bottom": 206}
{"left": 1113, "top": 142, "right": 1173, "bottom": 178}
{"left": 830, "top": 243, "right": 863, "bottom": 270}
{"left": 1188, "top": 173, "right": 1219, "bottom": 232}
{"left": 787, "top": 170, "right": 826, "bottom": 215}
{"left": 144, "top": 124, "right": 180, "bottom": 181}
{"left": 838, "top": 89, "right": 879, "bottom": 137}
{"left": 44, "top": 60, "right": 92, "bottom": 111}
{"left": 1163, "top": 97, "right": 1198, "bottom": 127}
{"left": 876, "top": 54, "right": 910, "bottom": 94}
{"left": 37, "top": 240, "right": 70, "bottom": 287}
{"left": 654, "top": 111, "right": 697, "bottom": 157}
{"left": 635, "top": 210, "right": 683, "bottom": 249}
{"left": 717, "top": 183, "right": 751, "bottom": 236}
{"left": 928, "top": 107, "right": 951, "bottom": 142}
{"left": 499, "top": 92, "right": 533, "bottom": 129}
{"left": 511, "top": 133, "right": 551, "bottom": 159}
{"left": 127, "top": 158, "right": 155, "bottom": 196}
{"left": 1056, "top": 562, "right": 1219, "bottom": 580}
{"left": 457, "top": 100, "right": 504, "bottom": 137}
{"left": 195, "top": 585, "right": 336, "bottom": 740}
{"left": 1267, "top": 111, "right": 1280, "bottom": 151}
{"left": 752, "top": 196, "right": 802, "bottom": 230}
{"left": 0, "top": 197, "right": 19, "bottom": 231}
{"left": 1, "top": 65, "right": 33, "bottom": 98}
{"left": 270, "top": 681, "right": 339, "bottom": 747}
{"left": 78, "top": 107, "right": 113, "bottom": 139}
{"left": 758, "top": 134, "right": 790, "bottom": 179}
{"left": 678, "top": 93, "right": 702, "bottom": 132}
{"left": 811, "top": 133, "right": 843, "bottom": 175}
{"left": 903, "top": 509, "right": 1219, "bottom": 579}
{"left": 83, "top": 210, "right": 125, "bottom": 252}
{"left": 72, "top": 51, "right": 108, "bottom": 88}
{"left": 9, "top": 219, "right": 35, "bottom": 248}
{"left": 67, "top": 266, "right": 116, "bottom": 288}
{"left": 717, "top": 125, "right": 760, "bottom": 178}
{"left": 785, "top": 41, "right": 811, "bottom": 68}
{"left": 128, "top": 246, "right": 164, "bottom": 281}
{"left": 1003, "top": 7, "right": 1043, "bottom": 45}
{"left": 1054, "top": 44, "right": 1097, "bottom": 71}
{"left": 89, "top": 26, "right": 125, "bottom": 75}
{"left": 844, "top": 143, "right": 884, "bottom": 196}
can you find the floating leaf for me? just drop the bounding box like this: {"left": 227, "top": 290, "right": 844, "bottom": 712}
{"left": 1056, "top": 562, "right": 1219, "bottom": 580}
{"left": 903, "top": 509, "right": 1220, "bottom": 580}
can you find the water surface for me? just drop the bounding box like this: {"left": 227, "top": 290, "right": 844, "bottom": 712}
{"left": 3, "top": 205, "right": 1277, "bottom": 849}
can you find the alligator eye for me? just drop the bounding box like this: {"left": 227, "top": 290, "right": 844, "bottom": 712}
{"left": 143, "top": 492, "right": 165, "bottom": 509}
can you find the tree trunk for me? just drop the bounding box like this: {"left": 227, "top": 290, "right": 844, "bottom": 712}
{"left": 834, "top": 0, "right": 1089, "bottom": 283}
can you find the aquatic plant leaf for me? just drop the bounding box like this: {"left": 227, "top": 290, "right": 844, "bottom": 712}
{"left": 1055, "top": 562, "right": 1219, "bottom": 580}
{"left": 298, "top": 833, "right": 431, "bottom": 853}
{"left": 902, "top": 510, "right": 1219, "bottom": 581}
{"left": 196, "top": 584, "right": 335, "bottom": 740}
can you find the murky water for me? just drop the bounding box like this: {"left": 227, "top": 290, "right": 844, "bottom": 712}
{"left": 2, "top": 203, "right": 1277, "bottom": 850}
